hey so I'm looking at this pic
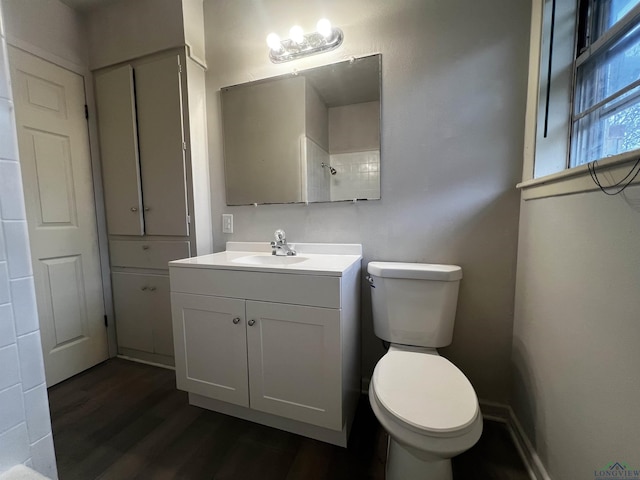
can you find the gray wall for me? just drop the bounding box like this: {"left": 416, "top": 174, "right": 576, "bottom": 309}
{"left": 329, "top": 101, "right": 380, "bottom": 154}
{"left": 513, "top": 191, "right": 640, "bottom": 478}
{"left": 86, "top": 0, "right": 185, "bottom": 69}
{"left": 2, "top": 0, "right": 87, "bottom": 69}
{"left": 205, "top": 0, "right": 531, "bottom": 402}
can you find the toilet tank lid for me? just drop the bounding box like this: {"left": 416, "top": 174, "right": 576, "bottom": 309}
{"left": 368, "top": 262, "right": 462, "bottom": 281}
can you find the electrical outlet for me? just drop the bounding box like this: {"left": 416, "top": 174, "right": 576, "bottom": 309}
{"left": 222, "top": 214, "right": 233, "bottom": 233}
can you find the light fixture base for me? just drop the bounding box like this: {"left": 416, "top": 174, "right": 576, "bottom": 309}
{"left": 269, "top": 28, "right": 344, "bottom": 64}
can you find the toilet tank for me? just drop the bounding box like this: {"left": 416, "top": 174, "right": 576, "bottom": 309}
{"left": 367, "top": 262, "right": 462, "bottom": 348}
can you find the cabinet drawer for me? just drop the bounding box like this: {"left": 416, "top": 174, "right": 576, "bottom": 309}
{"left": 110, "top": 240, "right": 190, "bottom": 270}
{"left": 170, "top": 267, "right": 341, "bottom": 308}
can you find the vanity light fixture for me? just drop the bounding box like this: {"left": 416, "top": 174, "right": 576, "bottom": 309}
{"left": 267, "top": 18, "right": 344, "bottom": 63}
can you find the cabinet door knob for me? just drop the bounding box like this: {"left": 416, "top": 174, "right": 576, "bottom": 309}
{"left": 248, "top": 319, "right": 256, "bottom": 326}
{"left": 144, "top": 206, "right": 151, "bottom": 212}
{"left": 130, "top": 207, "right": 138, "bottom": 212}
{"left": 142, "top": 245, "right": 150, "bottom": 250}
{"left": 232, "top": 317, "right": 241, "bottom": 324}
{"left": 140, "top": 286, "right": 148, "bottom": 291}
{"left": 149, "top": 286, "right": 156, "bottom": 292}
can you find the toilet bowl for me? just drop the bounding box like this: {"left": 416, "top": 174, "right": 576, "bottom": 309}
{"left": 366, "top": 262, "right": 482, "bottom": 479}
{"left": 369, "top": 346, "right": 482, "bottom": 480}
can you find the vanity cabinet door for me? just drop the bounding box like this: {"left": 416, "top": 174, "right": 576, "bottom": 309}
{"left": 246, "top": 301, "right": 342, "bottom": 430}
{"left": 171, "top": 293, "right": 249, "bottom": 406}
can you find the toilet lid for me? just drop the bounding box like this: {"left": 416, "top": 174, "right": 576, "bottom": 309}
{"left": 372, "top": 351, "right": 479, "bottom": 435}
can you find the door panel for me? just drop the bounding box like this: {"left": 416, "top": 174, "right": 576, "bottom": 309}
{"left": 94, "top": 65, "right": 144, "bottom": 236}
{"left": 246, "top": 301, "right": 342, "bottom": 430}
{"left": 41, "top": 255, "right": 88, "bottom": 345}
{"left": 135, "top": 55, "right": 188, "bottom": 236}
{"left": 9, "top": 47, "right": 109, "bottom": 386}
{"left": 171, "top": 293, "right": 248, "bottom": 406}
{"left": 28, "top": 130, "right": 76, "bottom": 225}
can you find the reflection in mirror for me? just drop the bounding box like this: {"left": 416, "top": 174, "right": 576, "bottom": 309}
{"left": 221, "top": 54, "right": 381, "bottom": 205}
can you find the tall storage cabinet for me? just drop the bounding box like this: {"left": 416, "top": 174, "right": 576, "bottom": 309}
{"left": 95, "top": 49, "right": 211, "bottom": 366}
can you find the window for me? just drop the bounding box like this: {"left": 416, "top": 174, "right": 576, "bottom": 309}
{"left": 571, "top": 0, "right": 640, "bottom": 167}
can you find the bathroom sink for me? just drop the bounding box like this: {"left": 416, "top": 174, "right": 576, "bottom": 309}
{"left": 169, "top": 242, "right": 363, "bottom": 275}
{"left": 232, "top": 255, "right": 309, "bottom": 266}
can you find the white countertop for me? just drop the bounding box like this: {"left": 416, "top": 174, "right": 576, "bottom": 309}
{"left": 169, "top": 242, "right": 362, "bottom": 276}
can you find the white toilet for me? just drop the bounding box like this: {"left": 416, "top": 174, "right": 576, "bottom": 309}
{"left": 367, "top": 262, "right": 482, "bottom": 480}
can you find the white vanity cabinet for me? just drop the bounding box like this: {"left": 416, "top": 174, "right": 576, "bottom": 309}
{"left": 171, "top": 295, "right": 342, "bottom": 430}
{"left": 169, "top": 242, "right": 361, "bottom": 447}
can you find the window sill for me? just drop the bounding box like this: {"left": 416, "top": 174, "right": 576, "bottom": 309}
{"left": 517, "top": 150, "right": 640, "bottom": 200}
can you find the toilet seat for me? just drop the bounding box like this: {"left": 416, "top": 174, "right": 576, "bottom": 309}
{"left": 371, "top": 350, "right": 479, "bottom": 437}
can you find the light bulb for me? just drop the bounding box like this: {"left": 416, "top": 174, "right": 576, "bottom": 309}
{"left": 266, "top": 33, "right": 282, "bottom": 51}
{"left": 289, "top": 25, "right": 304, "bottom": 44}
{"left": 316, "top": 18, "right": 333, "bottom": 38}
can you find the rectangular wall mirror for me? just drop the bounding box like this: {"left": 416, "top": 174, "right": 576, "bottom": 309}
{"left": 221, "top": 54, "right": 381, "bottom": 206}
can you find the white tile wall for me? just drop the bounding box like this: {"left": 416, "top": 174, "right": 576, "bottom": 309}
{"left": 3, "top": 221, "right": 32, "bottom": 278}
{"left": 0, "top": 98, "right": 18, "bottom": 161}
{"left": 10, "top": 277, "right": 38, "bottom": 336}
{"left": 329, "top": 150, "right": 380, "bottom": 201}
{"left": 0, "top": 261, "right": 9, "bottom": 304}
{"left": 0, "top": 161, "right": 26, "bottom": 219}
{"left": 0, "top": 385, "right": 25, "bottom": 433}
{"left": 16, "top": 333, "right": 46, "bottom": 392}
{"left": 0, "top": 304, "right": 16, "bottom": 347}
{"left": 0, "top": 4, "right": 57, "bottom": 478}
{"left": 0, "top": 345, "right": 20, "bottom": 390}
{"left": 29, "top": 434, "right": 56, "bottom": 478}
{"left": 0, "top": 424, "right": 30, "bottom": 471}
{"left": 23, "top": 385, "right": 51, "bottom": 444}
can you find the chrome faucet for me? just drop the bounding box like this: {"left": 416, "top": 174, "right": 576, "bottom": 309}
{"left": 271, "top": 229, "right": 296, "bottom": 256}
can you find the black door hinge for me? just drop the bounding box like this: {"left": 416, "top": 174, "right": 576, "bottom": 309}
{"left": 85, "top": 104, "right": 89, "bottom": 120}
{"left": 104, "top": 315, "right": 108, "bottom": 327}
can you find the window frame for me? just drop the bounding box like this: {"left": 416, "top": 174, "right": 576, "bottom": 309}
{"left": 569, "top": 0, "right": 640, "bottom": 168}
{"left": 519, "top": 0, "right": 640, "bottom": 199}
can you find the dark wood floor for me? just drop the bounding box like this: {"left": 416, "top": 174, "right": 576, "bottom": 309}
{"left": 48, "top": 358, "right": 530, "bottom": 480}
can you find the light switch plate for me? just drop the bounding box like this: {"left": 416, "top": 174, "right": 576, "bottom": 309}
{"left": 222, "top": 214, "right": 233, "bottom": 233}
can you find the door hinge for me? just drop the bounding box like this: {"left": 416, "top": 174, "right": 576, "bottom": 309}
{"left": 104, "top": 315, "right": 108, "bottom": 327}
{"left": 84, "top": 104, "right": 89, "bottom": 120}
{"left": 187, "top": 214, "right": 191, "bottom": 224}
{"left": 182, "top": 141, "right": 187, "bottom": 151}
{"left": 178, "top": 63, "right": 182, "bottom": 73}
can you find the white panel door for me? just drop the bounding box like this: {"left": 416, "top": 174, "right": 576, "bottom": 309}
{"left": 171, "top": 293, "right": 248, "bottom": 406}
{"left": 9, "top": 47, "right": 108, "bottom": 386}
{"left": 246, "top": 301, "right": 343, "bottom": 430}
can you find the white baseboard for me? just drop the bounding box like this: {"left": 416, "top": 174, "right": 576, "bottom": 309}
{"left": 479, "top": 400, "right": 551, "bottom": 480}
{"left": 116, "top": 354, "right": 176, "bottom": 371}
